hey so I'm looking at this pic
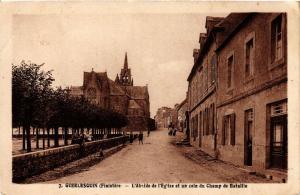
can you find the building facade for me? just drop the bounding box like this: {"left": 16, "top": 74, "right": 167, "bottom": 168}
{"left": 176, "top": 98, "right": 187, "bottom": 132}
{"left": 70, "top": 53, "right": 150, "bottom": 132}
{"left": 154, "top": 107, "right": 174, "bottom": 128}
{"left": 187, "top": 16, "right": 224, "bottom": 156}
{"left": 187, "top": 13, "right": 287, "bottom": 172}
{"left": 216, "top": 13, "right": 287, "bottom": 171}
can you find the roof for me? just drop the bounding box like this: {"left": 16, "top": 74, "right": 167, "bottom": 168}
{"left": 128, "top": 99, "right": 142, "bottom": 109}
{"left": 108, "top": 79, "right": 126, "bottom": 95}
{"left": 69, "top": 86, "right": 83, "bottom": 96}
{"left": 187, "top": 13, "right": 252, "bottom": 81}
{"left": 83, "top": 71, "right": 108, "bottom": 89}
{"left": 124, "top": 86, "right": 148, "bottom": 99}
{"left": 187, "top": 17, "right": 224, "bottom": 81}
{"left": 70, "top": 86, "right": 83, "bottom": 90}
{"left": 176, "top": 98, "right": 187, "bottom": 111}
{"left": 215, "top": 13, "right": 253, "bottom": 51}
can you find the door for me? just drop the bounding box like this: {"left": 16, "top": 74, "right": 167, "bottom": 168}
{"left": 270, "top": 115, "right": 287, "bottom": 169}
{"left": 244, "top": 109, "right": 253, "bottom": 166}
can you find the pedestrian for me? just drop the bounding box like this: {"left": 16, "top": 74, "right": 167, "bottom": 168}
{"left": 79, "top": 131, "right": 85, "bottom": 157}
{"left": 168, "top": 128, "right": 172, "bottom": 136}
{"left": 173, "top": 127, "right": 177, "bottom": 136}
{"left": 147, "top": 129, "right": 150, "bottom": 137}
{"left": 138, "top": 131, "right": 143, "bottom": 144}
{"left": 129, "top": 132, "right": 134, "bottom": 144}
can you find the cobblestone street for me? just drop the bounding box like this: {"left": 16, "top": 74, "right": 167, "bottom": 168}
{"left": 46, "top": 128, "right": 271, "bottom": 183}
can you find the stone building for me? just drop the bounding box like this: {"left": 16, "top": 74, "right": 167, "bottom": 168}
{"left": 187, "top": 16, "right": 224, "bottom": 156}
{"left": 216, "top": 13, "right": 287, "bottom": 171}
{"left": 154, "top": 107, "right": 174, "bottom": 128}
{"left": 187, "top": 13, "right": 287, "bottom": 172}
{"left": 70, "top": 53, "right": 150, "bottom": 132}
{"left": 176, "top": 98, "right": 187, "bottom": 132}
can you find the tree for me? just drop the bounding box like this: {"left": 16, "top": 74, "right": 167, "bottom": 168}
{"left": 12, "top": 61, "right": 54, "bottom": 152}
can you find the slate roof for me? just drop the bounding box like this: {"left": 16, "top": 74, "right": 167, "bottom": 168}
{"left": 128, "top": 99, "right": 142, "bottom": 109}
{"left": 83, "top": 71, "right": 108, "bottom": 89}
{"left": 123, "top": 86, "right": 149, "bottom": 100}
{"left": 108, "top": 79, "right": 126, "bottom": 96}
{"left": 215, "top": 13, "right": 252, "bottom": 51}
{"left": 187, "top": 13, "right": 252, "bottom": 81}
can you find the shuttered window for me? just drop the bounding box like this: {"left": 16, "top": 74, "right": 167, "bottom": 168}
{"left": 222, "top": 113, "right": 236, "bottom": 146}
{"left": 230, "top": 113, "right": 236, "bottom": 145}
{"left": 222, "top": 116, "right": 226, "bottom": 145}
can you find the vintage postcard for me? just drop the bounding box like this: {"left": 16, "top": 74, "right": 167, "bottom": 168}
{"left": 0, "top": 1, "right": 299, "bottom": 195}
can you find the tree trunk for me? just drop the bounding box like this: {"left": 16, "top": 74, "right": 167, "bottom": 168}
{"left": 43, "top": 128, "right": 45, "bottom": 149}
{"left": 25, "top": 125, "right": 31, "bottom": 152}
{"left": 47, "top": 127, "right": 50, "bottom": 147}
{"left": 64, "top": 127, "right": 68, "bottom": 145}
{"left": 54, "top": 127, "right": 59, "bottom": 147}
{"left": 22, "top": 126, "right": 26, "bottom": 150}
{"left": 36, "top": 127, "right": 39, "bottom": 149}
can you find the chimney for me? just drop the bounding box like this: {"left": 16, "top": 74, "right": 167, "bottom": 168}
{"left": 205, "top": 16, "right": 224, "bottom": 35}
{"left": 199, "top": 33, "right": 207, "bottom": 51}
{"left": 193, "top": 49, "right": 200, "bottom": 63}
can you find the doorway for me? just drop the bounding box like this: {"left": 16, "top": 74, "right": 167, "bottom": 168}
{"left": 244, "top": 109, "right": 253, "bottom": 166}
{"left": 270, "top": 115, "right": 287, "bottom": 169}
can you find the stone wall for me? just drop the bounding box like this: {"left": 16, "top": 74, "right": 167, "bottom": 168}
{"left": 13, "top": 136, "right": 128, "bottom": 182}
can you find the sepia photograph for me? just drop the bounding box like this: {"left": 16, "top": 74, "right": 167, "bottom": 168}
{"left": 0, "top": 1, "right": 299, "bottom": 195}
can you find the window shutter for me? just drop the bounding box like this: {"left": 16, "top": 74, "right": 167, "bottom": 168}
{"left": 212, "top": 104, "right": 215, "bottom": 134}
{"left": 222, "top": 116, "right": 226, "bottom": 145}
{"left": 230, "top": 114, "right": 236, "bottom": 145}
{"left": 206, "top": 108, "right": 210, "bottom": 135}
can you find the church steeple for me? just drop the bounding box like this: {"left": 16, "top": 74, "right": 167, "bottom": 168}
{"left": 115, "top": 74, "right": 120, "bottom": 83}
{"left": 124, "top": 52, "right": 128, "bottom": 70}
{"left": 116, "top": 52, "right": 133, "bottom": 86}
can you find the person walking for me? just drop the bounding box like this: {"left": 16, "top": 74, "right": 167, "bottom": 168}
{"left": 138, "top": 131, "right": 144, "bottom": 144}
{"left": 129, "top": 132, "right": 134, "bottom": 144}
{"left": 147, "top": 129, "right": 150, "bottom": 137}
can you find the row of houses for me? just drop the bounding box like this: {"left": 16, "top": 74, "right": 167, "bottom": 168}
{"left": 154, "top": 98, "right": 188, "bottom": 132}
{"left": 185, "top": 13, "right": 287, "bottom": 172}
{"left": 154, "top": 106, "right": 176, "bottom": 129}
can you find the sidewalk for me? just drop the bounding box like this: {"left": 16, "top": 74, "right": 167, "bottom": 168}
{"left": 172, "top": 132, "right": 278, "bottom": 183}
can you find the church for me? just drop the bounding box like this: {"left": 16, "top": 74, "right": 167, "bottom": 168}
{"left": 70, "top": 53, "right": 150, "bottom": 132}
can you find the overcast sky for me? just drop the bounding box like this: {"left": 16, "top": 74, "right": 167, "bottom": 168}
{"left": 12, "top": 13, "right": 227, "bottom": 117}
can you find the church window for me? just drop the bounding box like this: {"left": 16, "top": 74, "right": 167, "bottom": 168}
{"left": 87, "top": 88, "right": 96, "bottom": 99}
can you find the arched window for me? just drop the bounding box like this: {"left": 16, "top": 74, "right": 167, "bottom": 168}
{"left": 87, "top": 88, "right": 96, "bottom": 99}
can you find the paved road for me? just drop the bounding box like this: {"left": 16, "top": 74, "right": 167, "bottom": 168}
{"left": 48, "top": 128, "right": 225, "bottom": 183}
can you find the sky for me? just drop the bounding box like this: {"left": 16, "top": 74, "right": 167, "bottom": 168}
{"left": 12, "top": 13, "right": 227, "bottom": 117}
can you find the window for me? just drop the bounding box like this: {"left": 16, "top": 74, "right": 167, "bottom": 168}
{"left": 271, "top": 101, "right": 287, "bottom": 117}
{"left": 271, "top": 14, "right": 283, "bottom": 62}
{"left": 195, "top": 114, "right": 198, "bottom": 139}
{"left": 191, "top": 116, "right": 198, "bottom": 141}
{"left": 87, "top": 88, "right": 96, "bottom": 99}
{"left": 227, "top": 55, "right": 234, "bottom": 89}
{"left": 222, "top": 113, "right": 236, "bottom": 145}
{"left": 204, "top": 65, "right": 208, "bottom": 91}
{"left": 205, "top": 108, "right": 210, "bottom": 135}
{"left": 245, "top": 39, "right": 254, "bottom": 77}
{"left": 210, "top": 103, "right": 215, "bottom": 134}
{"left": 199, "top": 111, "right": 202, "bottom": 138}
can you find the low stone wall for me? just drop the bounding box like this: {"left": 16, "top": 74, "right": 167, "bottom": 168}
{"left": 13, "top": 136, "right": 128, "bottom": 182}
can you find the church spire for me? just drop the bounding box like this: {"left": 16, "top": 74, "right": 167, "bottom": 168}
{"left": 124, "top": 52, "right": 128, "bottom": 69}
{"left": 115, "top": 74, "right": 120, "bottom": 83}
